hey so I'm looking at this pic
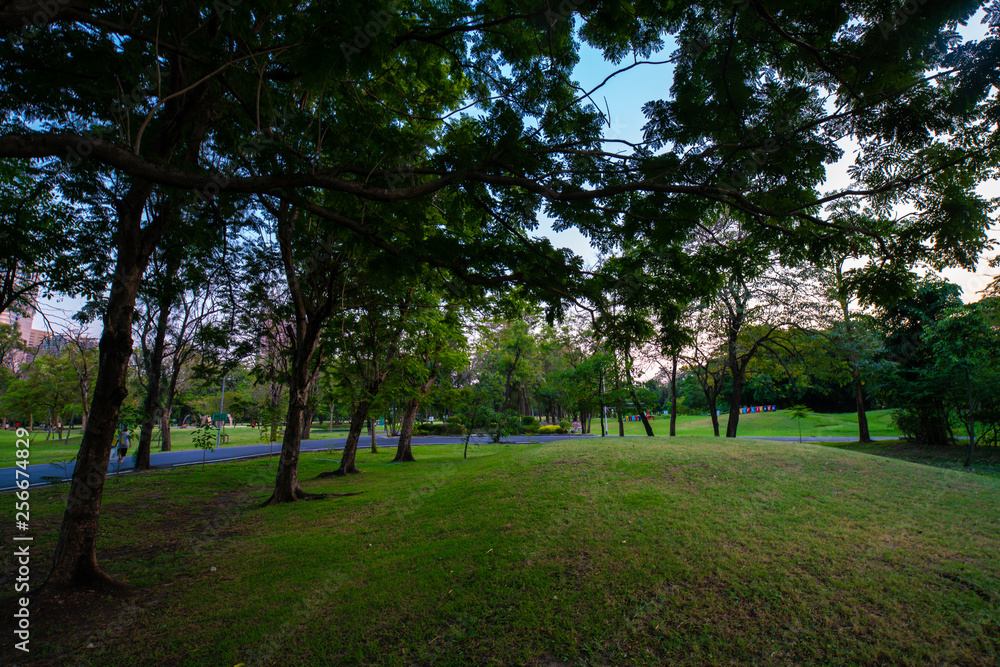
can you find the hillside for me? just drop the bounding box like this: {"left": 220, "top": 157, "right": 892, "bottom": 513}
{"left": 3, "top": 437, "right": 997, "bottom": 666}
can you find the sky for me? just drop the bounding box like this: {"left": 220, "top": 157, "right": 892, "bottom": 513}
{"left": 32, "top": 11, "right": 1000, "bottom": 336}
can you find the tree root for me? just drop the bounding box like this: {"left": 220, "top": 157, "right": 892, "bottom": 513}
{"left": 261, "top": 487, "right": 362, "bottom": 506}
{"left": 41, "top": 567, "right": 128, "bottom": 597}
{"left": 316, "top": 468, "right": 361, "bottom": 478}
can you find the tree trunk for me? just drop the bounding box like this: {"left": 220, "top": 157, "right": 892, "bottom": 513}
{"left": 324, "top": 400, "right": 369, "bottom": 476}
{"left": 265, "top": 378, "right": 311, "bottom": 504}
{"left": 269, "top": 380, "right": 282, "bottom": 444}
{"left": 852, "top": 367, "right": 871, "bottom": 443}
{"left": 369, "top": 418, "right": 378, "bottom": 453}
{"left": 393, "top": 396, "right": 420, "bottom": 462}
{"left": 669, "top": 353, "right": 678, "bottom": 437}
{"left": 45, "top": 193, "right": 151, "bottom": 591}
{"left": 836, "top": 267, "right": 872, "bottom": 445}
{"left": 725, "top": 331, "right": 746, "bottom": 437}
{"left": 599, "top": 384, "right": 607, "bottom": 437}
{"left": 705, "top": 389, "right": 721, "bottom": 437}
{"left": 625, "top": 365, "right": 654, "bottom": 436}
{"left": 617, "top": 410, "right": 625, "bottom": 437}
{"left": 160, "top": 409, "right": 172, "bottom": 451}
{"left": 135, "top": 279, "right": 174, "bottom": 470}
{"left": 726, "top": 375, "right": 745, "bottom": 438}
{"left": 265, "top": 337, "right": 325, "bottom": 503}
{"left": 160, "top": 355, "right": 184, "bottom": 451}
{"left": 301, "top": 402, "right": 316, "bottom": 440}
{"left": 965, "top": 368, "right": 977, "bottom": 468}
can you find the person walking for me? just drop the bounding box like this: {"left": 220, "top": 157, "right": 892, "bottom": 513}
{"left": 114, "top": 424, "right": 131, "bottom": 481}
{"left": 116, "top": 424, "right": 131, "bottom": 463}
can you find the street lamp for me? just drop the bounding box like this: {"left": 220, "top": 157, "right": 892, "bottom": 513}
{"left": 214, "top": 375, "right": 234, "bottom": 452}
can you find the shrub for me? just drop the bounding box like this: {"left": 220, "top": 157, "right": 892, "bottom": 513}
{"left": 558, "top": 419, "right": 571, "bottom": 431}
{"left": 441, "top": 422, "right": 466, "bottom": 436}
{"left": 537, "top": 424, "right": 567, "bottom": 434}
{"left": 520, "top": 425, "right": 539, "bottom": 435}
{"left": 521, "top": 415, "right": 539, "bottom": 427}
{"left": 415, "top": 424, "right": 443, "bottom": 436}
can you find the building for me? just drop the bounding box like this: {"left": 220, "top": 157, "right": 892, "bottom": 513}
{"left": 0, "top": 279, "right": 97, "bottom": 364}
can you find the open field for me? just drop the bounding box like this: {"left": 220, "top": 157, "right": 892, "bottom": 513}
{"left": 0, "top": 410, "right": 896, "bottom": 469}
{"left": 596, "top": 408, "right": 900, "bottom": 438}
{"left": 2, "top": 437, "right": 997, "bottom": 666}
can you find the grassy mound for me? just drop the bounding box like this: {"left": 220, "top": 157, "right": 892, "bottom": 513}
{"left": 3, "top": 437, "right": 998, "bottom": 666}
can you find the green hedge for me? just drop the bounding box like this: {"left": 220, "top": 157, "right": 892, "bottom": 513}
{"left": 441, "top": 422, "right": 466, "bottom": 436}
{"left": 414, "top": 422, "right": 466, "bottom": 436}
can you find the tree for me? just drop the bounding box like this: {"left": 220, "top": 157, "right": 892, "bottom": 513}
{"left": 131, "top": 197, "right": 231, "bottom": 467}
{"left": 467, "top": 313, "right": 544, "bottom": 442}
{"left": 0, "top": 159, "right": 75, "bottom": 318}
{"left": 924, "top": 298, "right": 1000, "bottom": 466}
{"left": 61, "top": 328, "right": 100, "bottom": 434}
{"left": 391, "top": 302, "right": 469, "bottom": 463}
{"left": 872, "top": 280, "right": 964, "bottom": 446}
{"left": 683, "top": 214, "right": 830, "bottom": 437}
{"left": 785, "top": 405, "right": 812, "bottom": 444}
{"left": 823, "top": 253, "right": 877, "bottom": 442}
{"left": 322, "top": 270, "right": 421, "bottom": 476}
{"left": 1, "top": 351, "right": 82, "bottom": 439}
{"left": 680, "top": 307, "right": 729, "bottom": 436}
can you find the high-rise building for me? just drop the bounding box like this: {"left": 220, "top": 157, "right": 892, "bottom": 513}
{"left": 0, "top": 279, "right": 42, "bottom": 348}
{"left": 0, "top": 273, "right": 82, "bottom": 360}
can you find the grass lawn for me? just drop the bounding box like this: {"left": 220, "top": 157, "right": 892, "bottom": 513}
{"left": 604, "top": 408, "right": 900, "bottom": 438}
{"left": 0, "top": 424, "right": 351, "bottom": 468}
{"left": 2, "top": 437, "right": 997, "bottom": 666}
{"left": 0, "top": 410, "right": 896, "bottom": 469}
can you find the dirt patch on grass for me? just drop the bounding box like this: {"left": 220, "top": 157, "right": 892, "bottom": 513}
{"left": 0, "top": 486, "right": 264, "bottom": 664}
{"left": 0, "top": 584, "right": 171, "bottom": 666}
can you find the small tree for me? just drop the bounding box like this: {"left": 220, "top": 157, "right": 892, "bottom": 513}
{"left": 192, "top": 422, "right": 217, "bottom": 467}
{"left": 785, "top": 405, "right": 813, "bottom": 444}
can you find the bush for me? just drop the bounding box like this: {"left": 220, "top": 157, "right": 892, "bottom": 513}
{"left": 558, "top": 419, "right": 571, "bottom": 431}
{"left": 521, "top": 415, "right": 539, "bottom": 427}
{"left": 537, "top": 424, "right": 567, "bottom": 435}
{"left": 415, "top": 424, "right": 443, "bottom": 436}
{"left": 441, "top": 421, "right": 466, "bottom": 436}
{"left": 520, "top": 425, "right": 539, "bottom": 435}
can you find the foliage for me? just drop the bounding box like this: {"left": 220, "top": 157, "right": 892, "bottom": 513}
{"left": 192, "top": 423, "right": 217, "bottom": 454}
{"left": 784, "top": 404, "right": 813, "bottom": 443}
{"left": 871, "top": 280, "right": 964, "bottom": 446}
{"left": 922, "top": 296, "right": 1000, "bottom": 461}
